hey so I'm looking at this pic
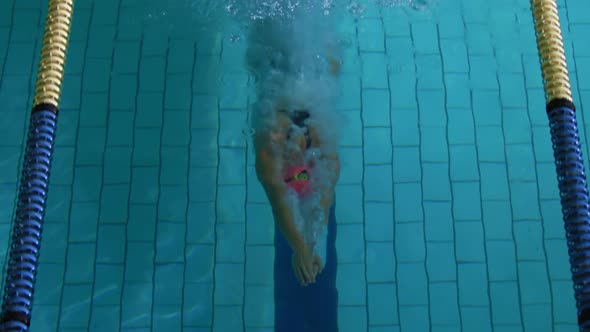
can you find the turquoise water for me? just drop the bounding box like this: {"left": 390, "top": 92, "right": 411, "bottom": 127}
{"left": 0, "top": 0, "right": 587, "bottom": 330}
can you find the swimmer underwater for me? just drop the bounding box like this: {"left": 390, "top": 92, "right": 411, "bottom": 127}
{"left": 247, "top": 12, "right": 342, "bottom": 286}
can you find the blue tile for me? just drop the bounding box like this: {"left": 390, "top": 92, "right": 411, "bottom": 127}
{"left": 158, "top": 185, "right": 188, "bottom": 222}
{"left": 110, "top": 75, "right": 137, "bottom": 110}
{"left": 4, "top": 42, "right": 35, "bottom": 75}
{"left": 358, "top": 18, "right": 385, "bottom": 52}
{"left": 472, "top": 90, "right": 501, "bottom": 126}
{"left": 338, "top": 306, "right": 367, "bottom": 332}
{"left": 447, "top": 107, "right": 475, "bottom": 144}
{"left": 154, "top": 263, "right": 184, "bottom": 305}
{"left": 391, "top": 113, "right": 419, "bottom": 146}
{"left": 383, "top": 10, "right": 410, "bottom": 36}
{"left": 396, "top": 222, "right": 425, "bottom": 262}
{"left": 399, "top": 305, "right": 429, "bottom": 331}
{"left": 411, "top": 22, "right": 439, "bottom": 54}
{"left": 62, "top": 75, "right": 82, "bottom": 109}
{"left": 216, "top": 185, "right": 245, "bottom": 222}
{"left": 416, "top": 54, "right": 443, "bottom": 89}
{"left": 104, "top": 147, "right": 132, "bottom": 184}
{"left": 336, "top": 224, "right": 365, "bottom": 263}
{"left": 552, "top": 280, "right": 577, "bottom": 324}
{"left": 441, "top": 39, "right": 469, "bottom": 73}
{"left": 76, "top": 127, "right": 106, "bottom": 165}
{"left": 213, "top": 306, "right": 243, "bottom": 331}
{"left": 390, "top": 72, "right": 417, "bottom": 109}
{"left": 339, "top": 147, "right": 363, "bottom": 184}
{"left": 486, "top": 240, "right": 517, "bottom": 281}
{"left": 541, "top": 200, "right": 566, "bottom": 240}
{"left": 460, "top": 306, "right": 492, "bottom": 332}
{"left": 455, "top": 222, "right": 486, "bottom": 262}
{"left": 187, "top": 202, "right": 215, "bottom": 243}
{"left": 420, "top": 127, "right": 448, "bottom": 162}
{"left": 90, "top": 305, "right": 120, "bottom": 331}
{"left": 340, "top": 111, "right": 363, "bottom": 146}
{"left": 130, "top": 167, "right": 159, "bottom": 203}
{"left": 153, "top": 305, "right": 181, "bottom": 331}
{"left": 218, "top": 111, "right": 249, "bottom": 148}
{"left": 163, "top": 110, "right": 191, "bottom": 146}
{"left": 479, "top": 163, "right": 509, "bottom": 200}
{"left": 45, "top": 185, "right": 71, "bottom": 222}
{"left": 216, "top": 223, "right": 245, "bottom": 263}
{"left": 219, "top": 148, "right": 246, "bottom": 184}
{"left": 469, "top": 57, "right": 498, "bottom": 91}
{"left": 136, "top": 92, "right": 164, "bottom": 127}
{"left": 30, "top": 305, "right": 59, "bottom": 331}
{"left": 133, "top": 128, "right": 161, "bottom": 166}
{"left": 522, "top": 304, "right": 552, "bottom": 332}
{"left": 368, "top": 283, "right": 398, "bottom": 325}
{"left": 183, "top": 283, "right": 213, "bottom": 326}
{"left": 477, "top": 126, "right": 505, "bottom": 164}
{"left": 362, "top": 89, "right": 390, "bottom": 127}
{"left": 107, "top": 109, "right": 135, "bottom": 142}
{"left": 65, "top": 243, "right": 96, "bottom": 283}
{"left": 366, "top": 242, "right": 396, "bottom": 283}
{"left": 113, "top": 41, "right": 141, "bottom": 74}
{"left": 36, "top": 264, "right": 65, "bottom": 305}
{"left": 220, "top": 73, "right": 249, "bottom": 110}
{"left": 188, "top": 167, "right": 216, "bottom": 202}
{"left": 0, "top": 77, "right": 29, "bottom": 120}
{"left": 510, "top": 182, "right": 541, "bottom": 220}
{"left": 489, "top": 281, "right": 522, "bottom": 325}
{"left": 482, "top": 200, "right": 513, "bottom": 240}
{"left": 39, "top": 223, "right": 67, "bottom": 264}
{"left": 100, "top": 184, "right": 130, "bottom": 223}
{"left": 430, "top": 282, "right": 460, "bottom": 325}
{"left": 426, "top": 242, "right": 456, "bottom": 281}
{"left": 514, "top": 221, "right": 545, "bottom": 260}
{"left": 364, "top": 127, "right": 392, "bottom": 164}
{"left": 364, "top": 164, "right": 393, "bottom": 202}
{"left": 364, "top": 202, "right": 394, "bottom": 242}
{"left": 532, "top": 128, "right": 555, "bottom": 163}
{"left": 452, "top": 182, "right": 482, "bottom": 221}
{"left": 422, "top": 163, "right": 451, "bottom": 201}
{"left": 245, "top": 245, "right": 274, "bottom": 285}
{"left": 127, "top": 204, "right": 157, "bottom": 242}
{"left": 244, "top": 285, "right": 274, "bottom": 326}
{"left": 450, "top": 145, "right": 479, "bottom": 181}
{"left": 165, "top": 75, "right": 192, "bottom": 110}
{"left": 167, "top": 40, "right": 195, "bottom": 74}
{"left": 423, "top": 201, "right": 454, "bottom": 242}
{"left": 397, "top": 263, "right": 428, "bottom": 305}
{"left": 392, "top": 147, "right": 420, "bottom": 182}
{"left": 499, "top": 74, "right": 527, "bottom": 110}
{"left": 361, "top": 53, "right": 388, "bottom": 88}
{"left": 496, "top": 47, "right": 523, "bottom": 74}
{"left": 438, "top": 13, "right": 464, "bottom": 38}
{"left": 156, "top": 222, "right": 185, "bottom": 263}
{"left": 545, "top": 239, "right": 572, "bottom": 280}
{"left": 518, "top": 262, "right": 551, "bottom": 305}
{"left": 337, "top": 264, "right": 367, "bottom": 305}
{"left": 246, "top": 203, "right": 274, "bottom": 244}
{"left": 93, "top": 264, "right": 124, "bottom": 306}
{"left": 503, "top": 112, "right": 531, "bottom": 146}
{"left": 394, "top": 183, "right": 422, "bottom": 222}
{"left": 193, "top": 55, "right": 221, "bottom": 94}
{"left": 125, "top": 242, "right": 154, "bottom": 282}
{"left": 337, "top": 76, "right": 361, "bottom": 110}
{"left": 97, "top": 224, "right": 126, "bottom": 264}
{"left": 190, "top": 129, "right": 219, "bottom": 167}
{"left": 121, "top": 282, "right": 153, "bottom": 327}
{"left": 139, "top": 57, "right": 166, "bottom": 92}
{"left": 84, "top": 58, "right": 111, "bottom": 92}
{"left": 68, "top": 202, "right": 98, "bottom": 242}
{"left": 215, "top": 263, "right": 244, "bottom": 305}
{"left": 73, "top": 167, "right": 102, "bottom": 201}
{"left": 60, "top": 284, "right": 92, "bottom": 328}
{"left": 418, "top": 91, "right": 446, "bottom": 126}
{"left": 458, "top": 263, "right": 489, "bottom": 305}
{"left": 80, "top": 93, "right": 108, "bottom": 127}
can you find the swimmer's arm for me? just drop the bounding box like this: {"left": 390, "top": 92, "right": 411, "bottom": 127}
{"left": 319, "top": 153, "right": 340, "bottom": 221}
{"left": 256, "top": 148, "right": 307, "bottom": 253}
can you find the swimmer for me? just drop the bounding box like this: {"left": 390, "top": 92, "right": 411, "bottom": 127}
{"left": 254, "top": 106, "right": 340, "bottom": 286}
{"left": 247, "top": 12, "right": 342, "bottom": 287}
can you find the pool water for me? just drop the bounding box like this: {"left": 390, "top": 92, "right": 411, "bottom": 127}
{"left": 0, "top": 0, "right": 587, "bottom": 330}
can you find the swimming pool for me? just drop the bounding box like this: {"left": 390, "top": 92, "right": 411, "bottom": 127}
{"left": 0, "top": 0, "right": 586, "bottom": 330}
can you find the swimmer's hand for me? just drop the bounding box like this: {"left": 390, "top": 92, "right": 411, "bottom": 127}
{"left": 292, "top": 245, "right": 323, "bottom": 286}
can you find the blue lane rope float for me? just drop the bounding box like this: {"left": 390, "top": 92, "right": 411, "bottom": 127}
{"left": 531, "top": 0, "right": 590, "bottom": 329}
{"left": 0, "top": 0, "right": 73, "bottom": 331}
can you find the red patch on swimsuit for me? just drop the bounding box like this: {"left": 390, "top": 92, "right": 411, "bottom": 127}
{"left": 284, "top": 165, "right": 311, "bottom": 196}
